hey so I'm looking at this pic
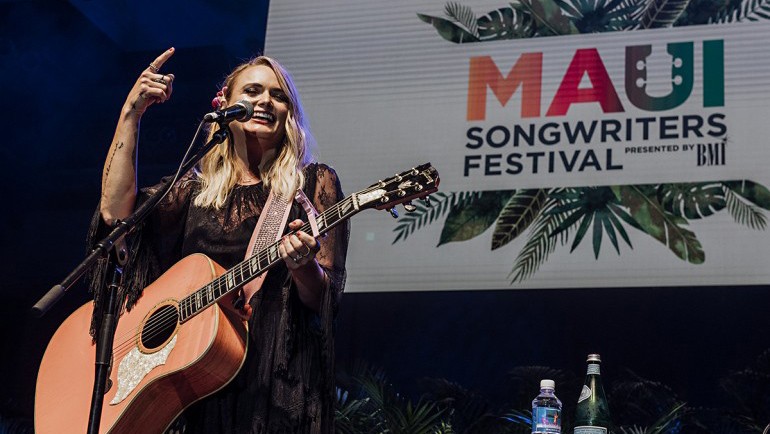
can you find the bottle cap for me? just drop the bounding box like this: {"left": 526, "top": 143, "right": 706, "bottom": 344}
{"left": 587, "top": 354, "right": 601, "bottom": 362}
{"left": 540, "top": 379, "right": 555, "bottom": 389}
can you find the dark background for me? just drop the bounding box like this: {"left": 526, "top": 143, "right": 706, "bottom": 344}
{"left": 1, "top": 0, "right": 768, "bottom": 429}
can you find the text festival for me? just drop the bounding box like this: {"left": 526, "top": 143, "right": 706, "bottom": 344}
{"left": 463, "top": 40, "right": 727, "bottom": 176}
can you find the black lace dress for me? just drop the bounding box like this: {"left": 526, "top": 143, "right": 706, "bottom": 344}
{"left": 87, "top": 163, "right": 349, "bottom": 434}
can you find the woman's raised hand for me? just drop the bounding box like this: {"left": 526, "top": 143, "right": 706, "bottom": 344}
{"left": 126, "top": 47, "right": 176, "bottom": 115}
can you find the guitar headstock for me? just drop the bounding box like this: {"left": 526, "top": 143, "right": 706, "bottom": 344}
{"left": 356, "top": 163, "right": 440, "bottom": 213}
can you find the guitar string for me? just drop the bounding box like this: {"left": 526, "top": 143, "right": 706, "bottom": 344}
{"left": 107, "top": 191, "right": 360, "bottom": 357}
{"left": 123, "top": 167, "right": 434, "bottom": 352}
{"left": 108, "top": 168, "right": 432, "bottom": 357}
{"left": 109, "top": 169, "right": 433, "bottom": 357}
{"left": 108, "top": 202, "right": 340, "bottom": 357}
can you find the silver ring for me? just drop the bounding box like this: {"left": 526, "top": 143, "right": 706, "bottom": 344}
{"left": 148, "top": 63, "right": 160, "bottom": 73}
{"left": 152, "top": 77, "right": 167, "bottom": 85}
{"left": 299, "top": 244, "right": 312, "bottom": 256}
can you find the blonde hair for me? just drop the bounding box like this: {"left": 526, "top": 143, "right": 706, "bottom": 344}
{"left": 194, "top": 56, "right": 314, "bottom": 208}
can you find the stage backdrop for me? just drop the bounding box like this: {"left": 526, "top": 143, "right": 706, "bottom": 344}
{"left": 264, "top": 0, "right": 770, "bottom": 292}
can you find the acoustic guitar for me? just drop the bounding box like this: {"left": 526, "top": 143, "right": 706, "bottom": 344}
{"left": 35, "top": 163, "right": 439, "bottom": 434}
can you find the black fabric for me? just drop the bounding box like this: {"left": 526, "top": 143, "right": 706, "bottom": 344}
{"left": 87, "top": 163, "right": 349, "bottom": 434}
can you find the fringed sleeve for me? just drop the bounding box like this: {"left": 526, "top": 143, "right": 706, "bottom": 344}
{"left": 85, "top": 172, "right": 197, "bottom": 338}
{"left": 299, "top": 163, "right": 349, "bottom": 394}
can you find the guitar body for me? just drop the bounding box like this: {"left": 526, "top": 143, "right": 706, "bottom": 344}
{"left": 35, "top": 162, "right": 440, "bottom": 434}
{"left": 35, "top": 253, "right": 248, "bottom": 434}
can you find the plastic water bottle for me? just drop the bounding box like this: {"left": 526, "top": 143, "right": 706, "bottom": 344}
{"left": 532, "top": 379, "right": 562, "bottom": 434}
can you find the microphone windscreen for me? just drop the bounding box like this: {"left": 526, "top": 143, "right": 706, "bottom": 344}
{"left": 235, "top": 100, "right": 254, "bottom": 120}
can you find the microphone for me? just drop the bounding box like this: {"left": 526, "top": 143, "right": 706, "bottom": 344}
{"left": 203, "top": 100, "right": 254, "bottom": 123}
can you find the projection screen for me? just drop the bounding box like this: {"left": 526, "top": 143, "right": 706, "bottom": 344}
{"left": 264, "top": 0, "right": 770, "bottom": 292}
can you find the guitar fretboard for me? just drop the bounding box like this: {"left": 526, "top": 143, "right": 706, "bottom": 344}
{"left": 177, "top": 195, "right": 358, "bottom": 323}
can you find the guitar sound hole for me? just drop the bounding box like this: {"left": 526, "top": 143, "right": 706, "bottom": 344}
{"left": 141, "top": 305, "right": 179, "bottom": 350}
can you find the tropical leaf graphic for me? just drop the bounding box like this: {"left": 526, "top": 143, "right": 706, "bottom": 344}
{"left": 392, "top": 191, "right": 483, "bottom": 244}
{"left": 725, "top": 190, "right": 768, "bottom": 230}
{"left": 417, "top": 4, "right": 536, "bottom": 42}
{"left": 393, "top": 181, "right": 768, "bottom": 282}
{"left": 634, "top": 0, "right": 691, "bottom": 28}
{"left": 548, "top": 187, "right": 642, "bottom": 258}
{"left": 417, "top": 12, "right": 480, "bottom": 43}
{"left": 445, "top": 2, "right": 479, "bottom": 36}
{"left": 711, "top": 0, "right": 770, "bottom": 23}
{"left": 517, "top": 0, "right": 581, "bottom": 35}
{"left": 722, "top": 180, "right": 770, "bottom": 210}
{"left": 657, "top": 182, "right": 726, "bottom": 219}
{"left": 724, "top": 184, "right": 768, "bottom": 230}
{"left": 612, "top": 185, "right": 705, "bottom": 263}
{"left": 477, "top": 6, "right": 534, "bottom": 40}
{"left": 554, "top": 0, "right": 644, "bottom": 32}
{"left": 419, "top": 0, "right": 770, "bottom": 41}
{"left": 509, "top": 194, "right": 569, "bottom": 283}
{"left": 438, "top": 190, "right": 515, "bottom": 246}
{"left": 491, "top": 189, "right": 549, "bottom": 250}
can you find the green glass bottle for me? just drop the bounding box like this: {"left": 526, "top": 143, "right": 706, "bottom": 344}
{"left": 573, "top": 354, "right": 611, "bottom": 434}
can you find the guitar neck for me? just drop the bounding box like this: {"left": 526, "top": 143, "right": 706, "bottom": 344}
{"left": 175, "top": 162, "right": 439, "bottom": 322}
{"left": 177, "top": 194, "right": 360, "bottom": 322}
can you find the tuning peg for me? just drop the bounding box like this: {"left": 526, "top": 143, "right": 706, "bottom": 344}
{"left": 388, "top": 208, "right": 399, "bottom": 218}
{"left": 423, "top": 196, "right": 432, "bottom": 207}
{"left": 403, "top": 201, "right": 416, "bottom": 212}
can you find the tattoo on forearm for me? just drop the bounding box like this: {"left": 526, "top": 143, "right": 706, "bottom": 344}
{"left": 102, "top": 141, "right": 125, "bottom": 197}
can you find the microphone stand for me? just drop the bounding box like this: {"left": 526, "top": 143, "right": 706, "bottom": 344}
{"left": 31, "top": 123, "right": 231, "bottom": 434}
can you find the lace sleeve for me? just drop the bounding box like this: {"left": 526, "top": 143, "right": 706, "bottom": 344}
{"left": 308, "top": 164, "right": 349, "bottom": 308}
{"left": 85, "top": 171, "right": 198, "bottom": 337}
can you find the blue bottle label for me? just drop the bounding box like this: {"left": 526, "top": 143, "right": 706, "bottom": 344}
{"left": 574, "top": 426, "right": 607, "bottom": 434}
{"left": 532, "top": 407, "right": 561, "bottom": 433}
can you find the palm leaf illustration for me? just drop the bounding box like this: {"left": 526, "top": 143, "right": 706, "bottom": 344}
{"left": 612, "top": 185, "right": 705, "bottom": 263}
{"left": 722, "top": 180, "right": 770, "bottom": 209}
{"left": 722, "top": 180, "right": 770, "bottom": 230}
{"left": 636, "top": 0, "right": 691, "bottom": 28}
{"left": 517, "top": 0, "right": 580, "bottom": 35}
{"left": 392, "top": 191, "right": 483, "bottom": 244}
{"left": 554, "top": 0, "right": 644, "bottom": 32}
{"left": 711, "top": 0, "right": 770, "bottom": 23}
{"left": 491, "top": 189, "right": 549, "bottom": 250}
{"left": 438, "top": 190, "right": 515, "bottom": 246}
{"left": 445, "top": 2, "right": 479, "bottom": 36}
{"left": 509, "top": 194, "right": 569, "bottom": 283}
{"left": 416, "top": 13, "right": 480, "bottom": 43}
{"left": 419, "top": 3, "right": 536, "bottom": 42}
{"left": 724, "top": 189, "right": 767, "bottom": 230}
{"left": 548, "top": 187, "right": 642, "bottom": 258}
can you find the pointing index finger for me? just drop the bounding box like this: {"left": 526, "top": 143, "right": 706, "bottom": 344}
{"left": 149, "top": 47, "right": 175, "bottom": 72}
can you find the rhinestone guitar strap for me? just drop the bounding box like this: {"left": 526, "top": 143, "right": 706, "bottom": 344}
{"left": 240, "top": 187, "right": 320, "bottom": 304}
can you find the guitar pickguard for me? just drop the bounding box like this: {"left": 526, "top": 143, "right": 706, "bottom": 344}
{"left": 110, "top": 335, "right": 177, "bottom": 405}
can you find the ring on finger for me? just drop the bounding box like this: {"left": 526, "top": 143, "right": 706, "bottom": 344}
{"left": 152, "top": 77, "right": 167, "bottom": 85}
{"left": 299, "top": 244, "right": 312, "bottom": 256}
{"left": 149, "top": 63, "right": 160, "bottom": 73}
